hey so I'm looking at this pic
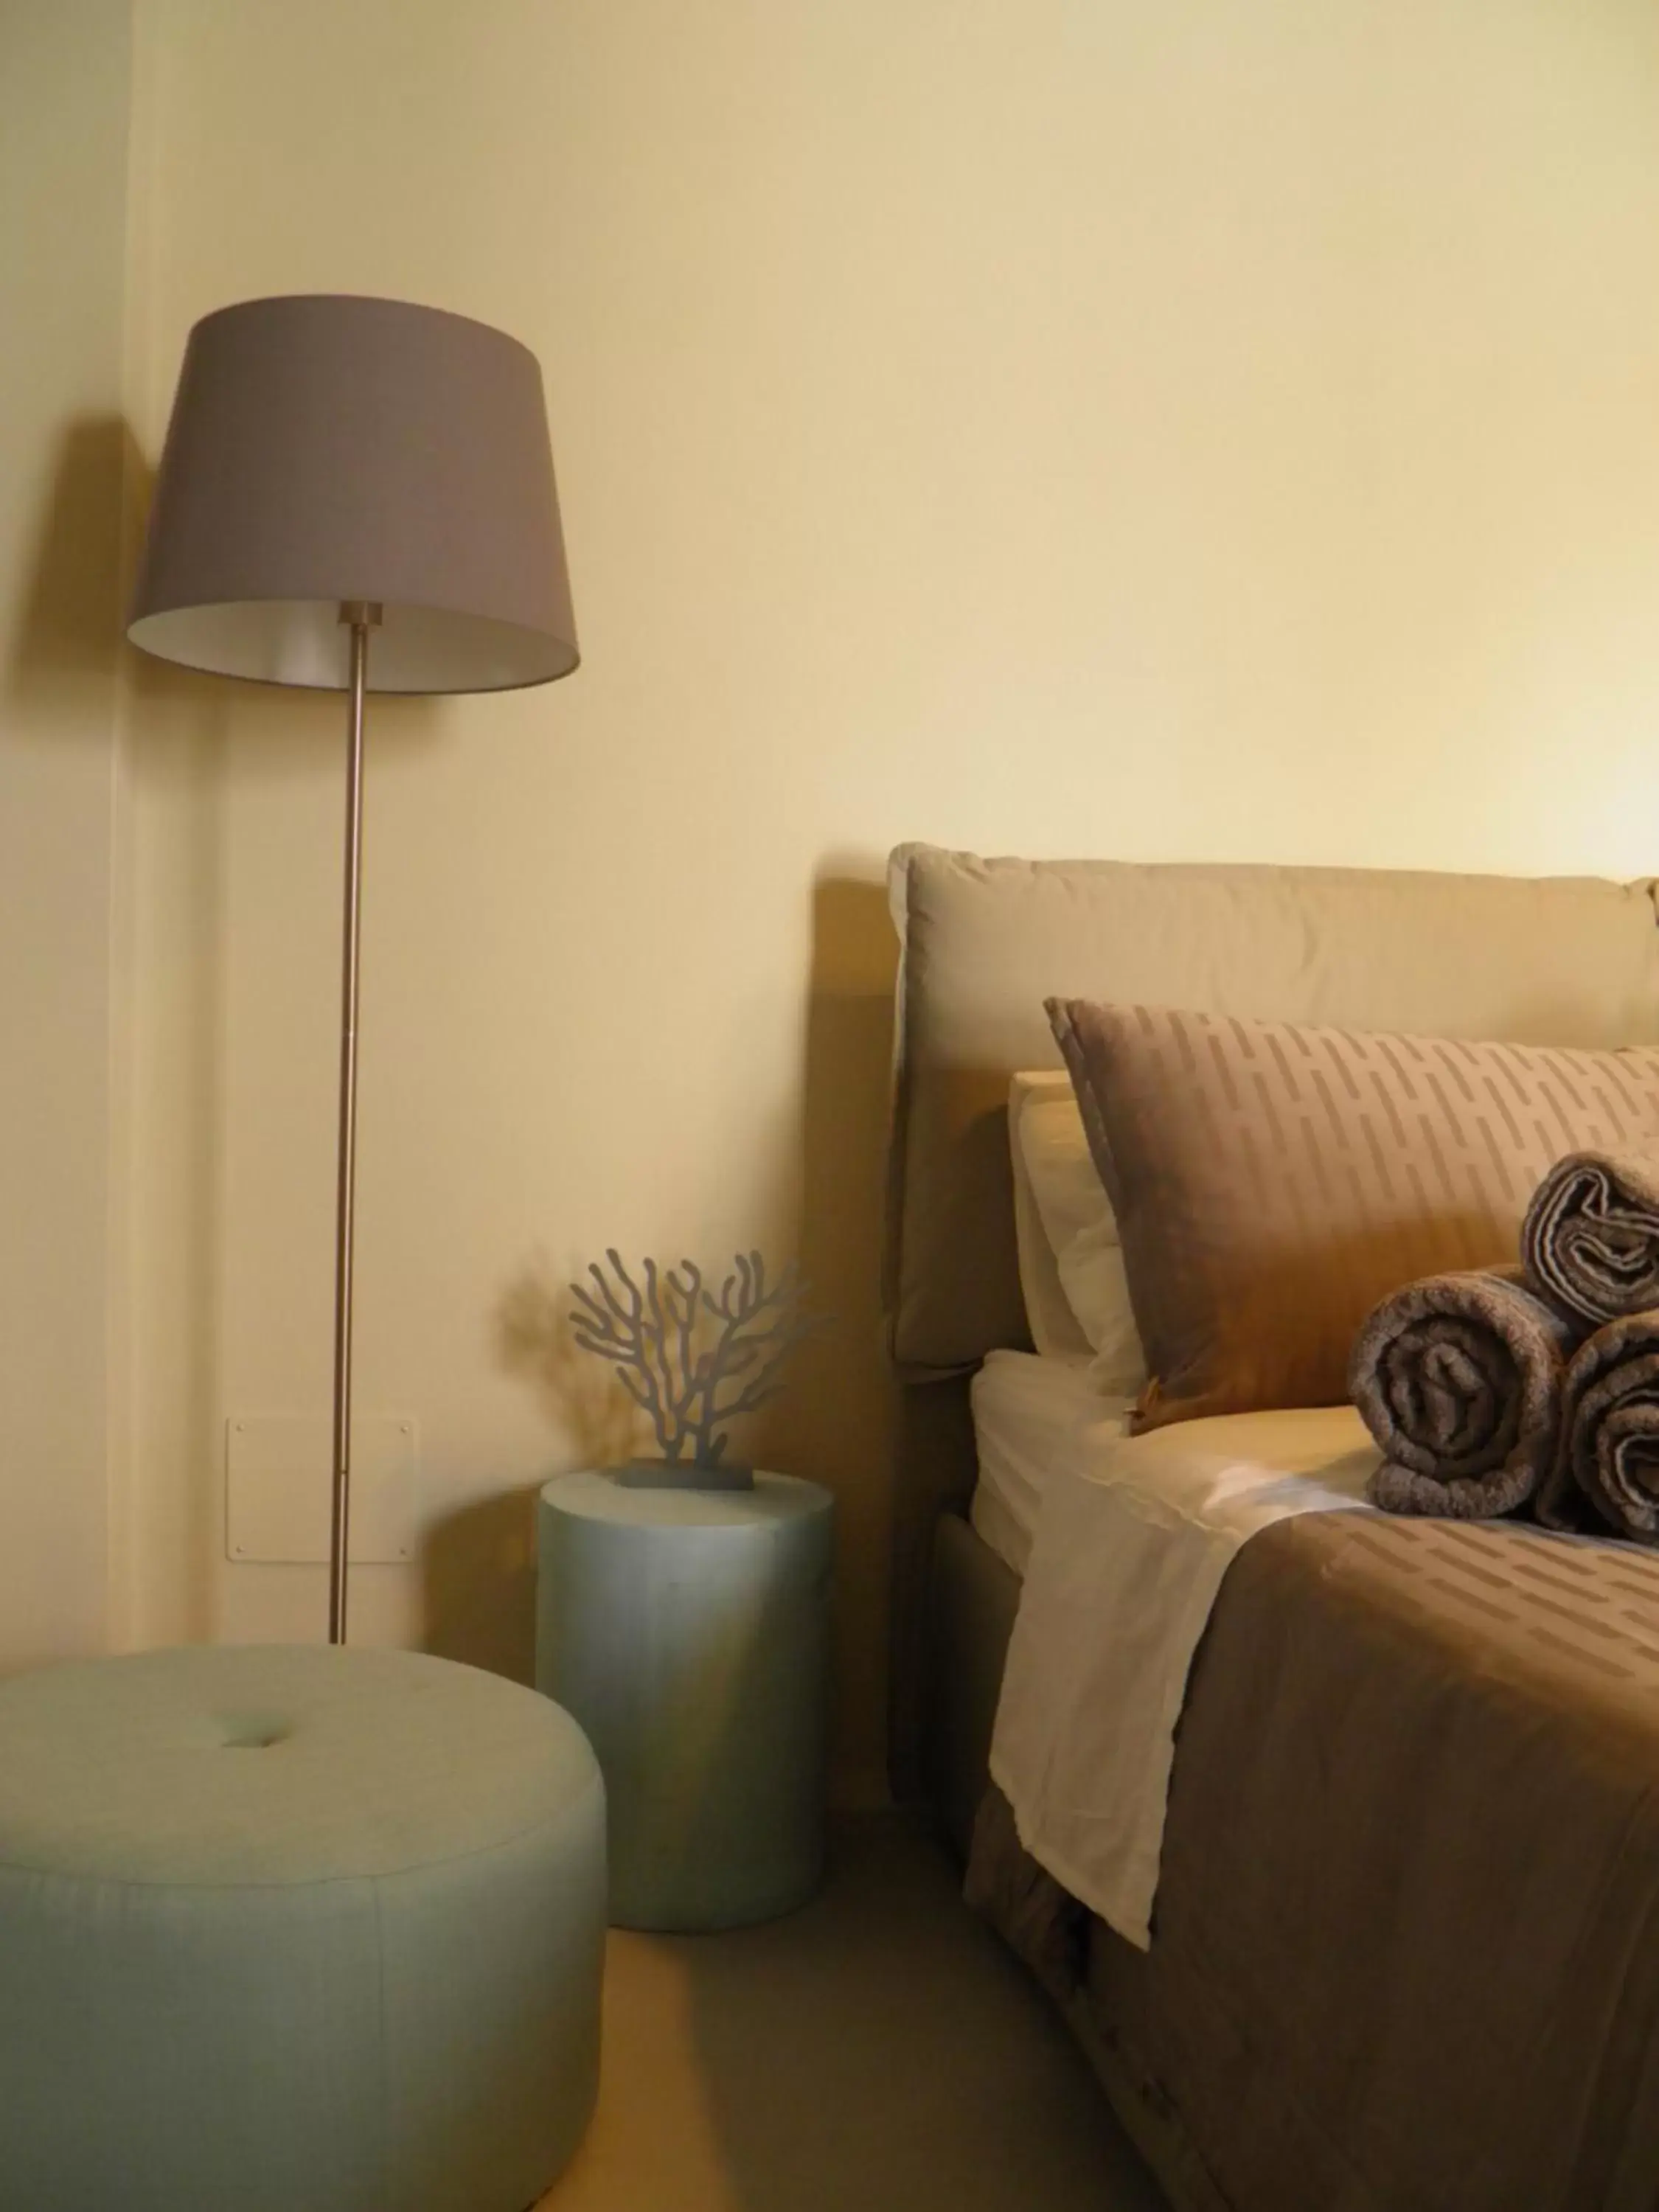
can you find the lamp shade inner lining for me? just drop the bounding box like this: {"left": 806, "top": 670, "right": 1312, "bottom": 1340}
{"left": 128, "top": 598, "right": 580, "bottom": 694}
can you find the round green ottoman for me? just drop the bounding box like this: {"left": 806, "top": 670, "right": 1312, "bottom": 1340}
{"left": 0, "top": 1645, "right": 605, "bottom": 2212}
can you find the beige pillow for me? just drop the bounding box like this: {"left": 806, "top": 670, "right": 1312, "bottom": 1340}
{"left": 1048, "top": 999, "right": 1659, "bottom": 1429}
{"left": 1008, "top": 1075, "right": 1147, "bottom": 1394}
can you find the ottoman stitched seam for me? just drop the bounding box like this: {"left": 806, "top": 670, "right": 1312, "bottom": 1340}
{"left": 0, "top": 1770, "right": 604, "bottom": 1891}
{"left": 373, "top": 1875, "right": 392, "bottom": 2207}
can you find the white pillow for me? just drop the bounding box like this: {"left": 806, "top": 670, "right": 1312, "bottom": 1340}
{"left": 1009, "top": 1075, "right": 1093, "bottom": 1360}
{"left": 1009, "top": 1074, "right": 1147, "bottom": 1396}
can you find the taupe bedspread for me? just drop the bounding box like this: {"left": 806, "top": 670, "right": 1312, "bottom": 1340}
{"left": 970, "top": 1509, "right": 1659, "bottom": 2212}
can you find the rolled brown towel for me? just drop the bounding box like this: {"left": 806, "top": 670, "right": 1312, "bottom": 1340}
{"left": 1350, "top": 1267, "right": 1586, "bottom": 1519}
{"left": 1521, "top": 1150, "right": 1659, "bottom": 1326}
{"left": 1536, "top": 1311, "right": 1659, "bottom": 1545}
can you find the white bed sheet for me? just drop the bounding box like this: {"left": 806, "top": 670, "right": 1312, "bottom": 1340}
{"left": 988, "top": 1399, "right": 1380, "bottom": 1950}
{"left": 968, "top": 1349, "right": 1133, "bottom": 1578}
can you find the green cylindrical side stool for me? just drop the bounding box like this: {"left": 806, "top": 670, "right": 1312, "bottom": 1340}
{"left": 536, "top": 1470, "right": 833, "bottom": 1932}
{"left": 0, "top": 1645, "right": 605, "bottom": 2212}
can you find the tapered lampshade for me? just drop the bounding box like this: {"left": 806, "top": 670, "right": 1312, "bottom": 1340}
{"left": 128, "top": 293, "right": 579, "bottom": 694}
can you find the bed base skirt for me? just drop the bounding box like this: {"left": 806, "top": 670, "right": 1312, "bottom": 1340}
{"left": 925, "top": 1511, "right": 1217, "bottom": 2212}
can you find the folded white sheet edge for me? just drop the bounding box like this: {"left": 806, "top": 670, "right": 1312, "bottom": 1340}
{"left": 984, "top": 1389, "right": 1379, "bottom": 1949}
{"left": 969, "top": 1350, "right": 1131, "bottom": 1577}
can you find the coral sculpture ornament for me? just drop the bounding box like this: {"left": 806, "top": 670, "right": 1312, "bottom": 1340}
{"left": 568, "top": 1249, "right": 816, "bottom": 1490}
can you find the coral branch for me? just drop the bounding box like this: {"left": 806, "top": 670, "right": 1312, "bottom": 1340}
{"left": 568, "top": 1247, "right": 818, "bottom": 1470}
{"left": 567, "top": 1250, "right": 677, "bottom": 1456}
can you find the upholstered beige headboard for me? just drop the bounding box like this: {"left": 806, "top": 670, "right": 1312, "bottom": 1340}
{"left": 883, "top": 842, "right": 1659, "bottom": 1792}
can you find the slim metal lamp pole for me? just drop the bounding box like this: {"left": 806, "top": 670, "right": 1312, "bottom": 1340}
{"left": 328, "top": 601, "right": 381, "bottom": 1644}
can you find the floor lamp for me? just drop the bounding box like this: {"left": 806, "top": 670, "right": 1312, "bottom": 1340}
{"left": 128, "top": 293, "right": 579, "bottom": 1644}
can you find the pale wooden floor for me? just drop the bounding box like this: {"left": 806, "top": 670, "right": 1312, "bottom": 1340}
{"left": 540, "top": 1814, "right": 1165, "bottom": 2212}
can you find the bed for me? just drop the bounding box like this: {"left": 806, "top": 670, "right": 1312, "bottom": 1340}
{"left": 884, "top": 844, "right": 1659, "bottom": 2212}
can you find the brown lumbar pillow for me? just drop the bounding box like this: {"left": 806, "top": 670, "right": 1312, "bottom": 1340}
{"left": 1047, "top": 998, "right": 1659, "bottom": 1430}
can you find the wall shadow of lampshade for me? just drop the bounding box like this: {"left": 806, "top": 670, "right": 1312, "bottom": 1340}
{"left": 4, "top": 413, "right": 131, "bottom": 720}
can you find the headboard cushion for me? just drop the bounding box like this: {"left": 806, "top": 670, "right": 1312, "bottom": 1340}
{"left": 886, "top": 844, "right": 1659, "bottom": 1374}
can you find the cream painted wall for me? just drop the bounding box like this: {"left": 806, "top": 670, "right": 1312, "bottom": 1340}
{"left": 120, "top": 0, "right": 1659, "bottom": 1797}
{"left": 0, "top": 4, "right": 132, "bottom": 1670}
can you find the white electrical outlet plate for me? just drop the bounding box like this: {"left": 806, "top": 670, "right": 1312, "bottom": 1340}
{"left": 225, "top": 1415, "right": 422, "bottom": 1565}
